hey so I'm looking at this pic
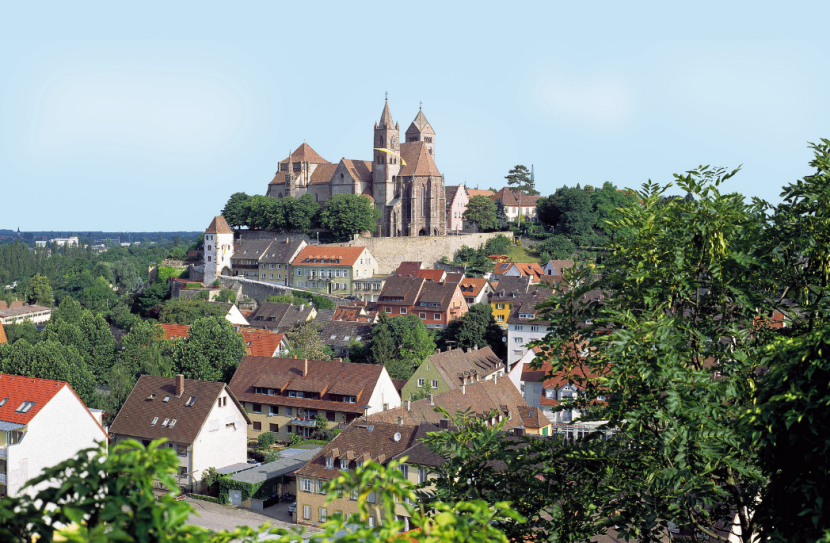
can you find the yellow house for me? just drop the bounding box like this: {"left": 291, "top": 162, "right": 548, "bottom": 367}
{"left": 489, "top": 276, "right": 535, "bottom": 327}
{"left": 293, "top": 422, "right": 442, "bottom": 530}
{"left": 515, "top": 407, "right": 552, "bottom": 436}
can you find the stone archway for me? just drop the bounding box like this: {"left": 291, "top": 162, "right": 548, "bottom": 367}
{"left": 221, "top": 267, "right": 231, "bottom": 276}
{"left": 419, "top": 228, "right": 427, "bottom": 236}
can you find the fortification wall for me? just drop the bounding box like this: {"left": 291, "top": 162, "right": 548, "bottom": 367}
{"left": 328, "top": 231, "right": 514, "bottom": 274}
{"left": 237, "top": 230, "right": 312, "bottom": 243}
{"left": 216, "top": 276, "right": 352, "bottom": 307}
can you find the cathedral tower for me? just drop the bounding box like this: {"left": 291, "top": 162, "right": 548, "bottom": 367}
{"left": 372, "top": 98, "right": 401, "bottom": 207}
{"left": 405, "top": 105, "right": 436, "bottom": 158}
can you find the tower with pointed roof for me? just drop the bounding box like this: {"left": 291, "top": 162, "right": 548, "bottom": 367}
{"left": 203, "top": 216, "right": 235, "bottom": 285}
{"left": 405, "top": 106, "right": 436, "bottom": 158}
{"left": 372, "top": 98, "right": 401, "bottom": 212}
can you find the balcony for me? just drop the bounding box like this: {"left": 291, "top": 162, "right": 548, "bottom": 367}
{"left": 0, "top": 473, "right": 5, "bottom": 484}
{"left": 290, "top": 418, "right": 317, "bottom": 427}
{"left": 0, "top": 447, "right": 6, "bottom": 459}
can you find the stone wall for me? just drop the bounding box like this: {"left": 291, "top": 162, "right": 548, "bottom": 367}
{"left": 237, "top": 230, "right": 312, "bottom": 243}
{"left": 329, "top": 231, "right": 514, "bottom": 274}
{"left": 216, "top": 276, "right": 352, "bottom": 307}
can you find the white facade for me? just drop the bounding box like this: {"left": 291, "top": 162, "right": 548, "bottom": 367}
{"left": 225, "top": 304, "right": 250, "bottom": 326}
{"left": 507, "top": 348, "right": 538, "bottom": 393}
{"left": 0, "top": 306, "right": 52, "bottom": 326}
{"left": 507, "top": 321, "right": 548, "bottom": 367}
{"left": 204, "top": 231, "right": 234, "bottom": 286}
{"left": 2, "top": 386, "right": 107, "bottom": 497}
{"left": 365, "top": 366, "right": 403, "bottom": 414}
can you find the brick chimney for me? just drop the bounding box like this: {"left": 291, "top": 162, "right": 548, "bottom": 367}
{"left": 303, "top": 359, "right": 309, "bottom": 378}
{"left": 175, "top": 374, "right": 184, "bottom": 397}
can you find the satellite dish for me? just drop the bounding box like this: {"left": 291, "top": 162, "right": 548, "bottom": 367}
{"left": 393, "top": 432, "right": 401, "bottom": 442}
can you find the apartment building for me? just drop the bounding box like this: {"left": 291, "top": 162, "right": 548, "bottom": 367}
{"left": 401, "top": 346, "right": 504, "bottom": 400}
{"left": 377, "top": 275, "right": 468, "bottom": 329}
{"left": 290, "top": 246, "right": 377, "bottom": 296}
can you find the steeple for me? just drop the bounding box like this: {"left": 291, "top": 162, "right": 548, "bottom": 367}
{"left": 405, "top": 106, "right": 436, "bottom": 157}
{"left": 378, "top": 95, "right": 395, "bottom": 129}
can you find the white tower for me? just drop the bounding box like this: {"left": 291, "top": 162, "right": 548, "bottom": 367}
{"left": 203, "top": 216, "right": 235, "bottom": 285}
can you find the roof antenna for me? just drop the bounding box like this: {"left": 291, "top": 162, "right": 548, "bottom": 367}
{"left": 419, "top": 100, "right": 422, "bottom": 111}
{"left": 385, "top": 91, "right": 388, "bottom": 101}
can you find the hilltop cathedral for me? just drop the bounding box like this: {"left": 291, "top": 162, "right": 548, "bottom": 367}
{"left": 266, "top": 99, "right": 447, "bottom": 237}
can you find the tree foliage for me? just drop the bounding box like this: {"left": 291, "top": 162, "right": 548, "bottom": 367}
{"left": 319, "top": 194, "right": 381, "bottom": 241}
{"left": 171, "top": 317, "right": 246, "bottom": 382}
{"left": 362, "top": 313, "right": 436, "bottom": 379}
{"left": 284, "top": 321, "right": 333, "bottom": 360}
{"left": 504, "top": 164, "right": 539, "bottom": 195}
{"left": 463, "top": 196, "right": 498, "bottom": 231}
{"left": 436, "top": 304, "right": 505, "bottom": 359}
{"left": 159, "top": 299, "right": 228, "bottom": 325}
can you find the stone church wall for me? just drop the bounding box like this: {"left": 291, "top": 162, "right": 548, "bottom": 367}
{"left": 332, "top": 231, "right": 514, "bottom": 274}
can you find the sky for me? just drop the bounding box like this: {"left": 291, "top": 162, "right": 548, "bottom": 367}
{"left": 2, "top": 1, "right": 829, "bottom": 231}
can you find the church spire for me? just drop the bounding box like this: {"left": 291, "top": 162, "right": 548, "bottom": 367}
{"left": 378, "top": 94, "right": 394, "bottom": 129}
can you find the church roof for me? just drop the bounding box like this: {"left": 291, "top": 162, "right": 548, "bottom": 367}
{"left": 360, "top": 187, "right": 375, "bottom": 202}
{"left": 378, "top": 100, "right": 395, "bottom": 129}
{"left": 399, "top": 142, "right": 441, "bottom": 177}
{"left": 205, "top": 216, "right": 233, "bottom": 234}
{"left": 279, "top": 143, "right": 330, "bottom": 165}
{"left": 406, "top": 109, "right": 434, "bottom": 135}
{"left": 309, "top": 163, "right": 339, "bottom": 185}
{"left": 341, "top": 159, "right": 373, "bottom": 185}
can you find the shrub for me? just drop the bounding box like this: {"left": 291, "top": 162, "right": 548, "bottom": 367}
{"left": 257, "top": 431, "right": 275, "bottom": 450}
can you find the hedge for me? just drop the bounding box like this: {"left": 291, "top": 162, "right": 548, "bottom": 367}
{"left": 218, "top": 474, "right": 284, "bottom": 505}
{"left": 190, "top": 493, "right": 222, "bottom": 504}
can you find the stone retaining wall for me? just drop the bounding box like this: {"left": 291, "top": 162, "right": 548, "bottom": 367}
{"left": 216, "top": 276, "right": 352, "bottom": 307}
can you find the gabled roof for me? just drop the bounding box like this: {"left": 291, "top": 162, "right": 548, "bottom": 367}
{"left": 340, "top": 159, "right": 373, "bottom": 184}
{"left": 205, "top": 216, "right": 233, "bottom": 235}
{"left": 490, "top": 187, "right": 543, "bottom": 207}
{"left": 416, "top": 281, "right": 462, "bottom": 312}
{"left": 516, "top": 407, "right": 549, "bottom": 429}
{"left": 0, "top": 301, "right": 6, "bottom": 310}
{"left": 279, "top": 143, "right": 330, "bottom": 165}
{"left": 372, "top": 377, "right": 527, "bottom": 430}
{"left": 510, "top": 262, "right": 546, "bottom": 282}
{"left": 296, "top": 422, "right": 428, "bottom": 481}
{"left": 445, "top": 185, "right": 461, "bottom": 210}
{"left": 406, "top": 109, "right": 435, "bottom": 135}
{"left": 399, "top": 142, "right": 441, "bottom": 177}
{"left": 259, "top": 239, "right": 306, "bottom": 264}
{"left": 159, "top": 324, "right": 190, "bottom": 340}
{"left": 248, "top": 302, "right": 315, "bottom": 331}
{"left": 321, "top": 320, "right": 372, "bottom": 348}
{"left": 378, "top": 101, "right": 395, "bottom": 129}
{"left": 489, "top": 276, "right": 533, "bottom": 300}
{"left": 10, "top": 301, "right": 24, "bottom": 309}
{"left": 378, "top": 275, "right": 426, "bottom": 305}
{"left": 506, "top": 289, "right": 556, "bottom": 324}
{"left": 231, "top": 239, "right": 274, "bottom": 260}
{"left": 395, "top": 262, "right": 423, "bottom": 277}
{"left": 0, "top": 323, "right": 7, "bottom": 344}
{"left": 240, "top": 330, "right": 286, "bottom": 357}
{"left": 459, "top": 278, "right": 489, "bottom": 298}
{"left": 109, "top": 376, "right": 248, "bottom": 444}
{"left": 467, "top": 189, "right": 495, "bottom": 198}
{"left": 292, "top": 246, "right": 368, "bottom": 267}
{"left": 309, "top": 163, "right": 339, "bottom": 185}
{"left": 545, "top": 260, "right": 575, "bottom": 276}
{"left": 0, "top": 374, "right": 68, "bottom": 425}
{"left": 228, "top": 356, "right": 386, "bottom": 414}
{"left": 416, "top": 269, "right": 446, "bottom": 282}
{"left": 428, "top": 347, "right": 504, "bottom": 390}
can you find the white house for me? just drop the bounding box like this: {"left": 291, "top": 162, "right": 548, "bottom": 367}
{"left": 542, "top": 259, "right": 575, "bottom": 278}
{"left": 506, "top": 290, "right": 555, "bottom": 367}
{"left": 0, "top": 374, "right": 109, "bottom": 497}
{"left": 0, "top": 304, "right": 52, "bottom": 326}
{"left": 108, "top": 375, "right": 251, "bottom": 492}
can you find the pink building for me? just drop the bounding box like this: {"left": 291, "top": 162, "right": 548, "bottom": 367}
{"left": 446, "top": 184, "right": 471, "bottom": 233}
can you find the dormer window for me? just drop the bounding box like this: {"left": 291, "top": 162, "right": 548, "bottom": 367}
{"left": 356, "top": 461, "right": 364, "bottom": 470}
{"left": 151, "top": 417, "right": 158, "bottom": 426}
{"left": 325, "top": 457, "right": 334, "bottom": 469}
{"left": 340, "top": 459, "right": 349, "bottom": 470}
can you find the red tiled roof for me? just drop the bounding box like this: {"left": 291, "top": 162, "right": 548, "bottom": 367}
{"left": 291, "top": 246, "right": 368, "bottom": 267}
{"left": 467, "top": 189, "right": 495, "bottom": 197}
{"left": 10, "top": 301, "right": 24, "bottom": 309}
{"left": 395, "top": 262, "right": 422, "bottom": 277}
{"left": 309, "top": 163, "right": 338, "bottom": 185}
{"left": 0, "top": 374, "right": 74, "bottom": 426}
{"left": 416, "top": 269, "right": 446, "bottom": 282}
{"left": 459, "top": 277, "right": 488, "bottom": 297}
{"left": 279, "top": 143, "right": 330, "bottom": 165}
{"left": 205, "top": 216, "right": 233, "bottom": 234}
{"left": 342, "top": 159, "right": 373, "bottom": 185}
{"left": 399, "top": 142, "right": 441, "bottom": 177}
{"left": 0, "top": 301, "right": 7, "bottom": 310}
{"left": 241, "top": 330, "right": 285, "bottom": 357}
{"left": 512, "top": 262, "right": 545, "bottom": 281}
{"left": 158, "top": 324, "right": 190, "bottom": 340}
{"left": 490, "top": 187, "right": 543, "bottom": 207}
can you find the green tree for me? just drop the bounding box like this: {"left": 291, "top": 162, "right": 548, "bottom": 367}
{"left": 159, "top": 299, "right": 228, "bottom": 325}
{"left": 171, "top": 317, "right": 246, "bottom": 383}
{"left": 27, "top": 273, "right": 53, "bottom": 306}
{"left": 483, "top": 234, "right": 512, "bottom": 256}
{"left": 494, "top": 199, "right": 509, "bottom": 230}
{"left": 463, "top": 196, "right": 498, "bottom": 231}
{"left": 591, "top": 181, "right": 640, "bottom": 235}
{"left": 265, "top": 294, "right": 308, "bottom": 305}
{"left": 536, "top": 234, "right": 576, "bottom": 260}
{"left": 2, "top": 320, "right": 40, "bottom": 345}
{"left": 436, "top": 304, "right": 505, "bottom": 359}
{"left": 245, "top": 195, "right": 277, "bottom": 230}
{"left": 504, "top": 164, "right": 539, "bottom": 195}
{"left": 257, "top": 431, "right": 275, "bottom": 450}
{"left": 284, "top": 321, "right": 332, "bottom": 360}
{"left": 366, "top": 314, "right": 435, "bottom": 379}
{"left": 135, "top": 279, "right": 170, "bottom": 317}
{"left": 111, "top": 259, "right": 138, "bottom": 291}
{"left": 287, "top": 193, "right": 321, "bottom": 232}
{"left": 555, "top": 185, "right": 596, "bottom": 237}
{"left": 315, "top": 412, "right": 329, "bottom": 432}
{"left": 535, "top": 194, "right": 560, "bottom": 227}
{"left": 319, "top": 194, "right": 381, "bottom": 241}
{"left": 221, "top": 192, "right": 250, "bottom": 229}
{"left": 215, "top": 288, "right": 236, "bottom": 304}
{"left": 0, "top": 339, "right": 96, "bottom": 404}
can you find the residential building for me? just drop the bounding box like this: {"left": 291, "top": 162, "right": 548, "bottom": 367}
{"left": 372, "top": 376, "right": 529, "bottom": 431}
{"left": 330, "top": 304, "right": 378, "bottom": 324}
{"left": 266, "top": 101, "right": 447, "bottom": 237}
{"left": 0, "top": 374, "right": 109, "bottom": 497}
{"left": 321, "top": 320, "right": 373, "bottom": 358}
{"left": 352, "top": 274, "right": 389, "bottom": 303}
{"left": 290, "top": 246, "right": 377, "bottom": 296}
{"left": 209, "top": 301, "right": 250, "bottom": 327}
{"left": 247, "top": 302, "right": 316, "bottom": 333}
{"left": 227, "top": 356, "right": 400, "bottom": 442}
{"left": 221, "top": 447, "right": 321, "bottom": 509}
{"left": 108, "top": 375, "right": 250, "bottom": 491}
{"left": 394, "top": 262, "right": 422, "bottom": 276}
{"left": 445, "top": 184, "right": 477, "bottom": 234}
{"left": 497, "top": 262, "right": 546, "bottom": 283}
{"left": 488, "top": 276, "right": 535, "bottom": 327}
{"left": 401, "top": 346, "right": 504, "bottom": 400}
{"left": 230, "top": 239, "right": 274, "bottom": 279}
{"left": 490, "top": 188, "right": 542, "bottom": 222}
{"left": 543, "top": 259, "right": 575, "bottom": 278}
{"left": 0, "top": 304, "right": 52, "bottom": 326}
{"left": 255, "top": 239, "right": 307, "bottom": 285}
{"left": 377, "top": 275, "right": 468, "bottom": 329}
{"left": 466, "top": 188, "right": 495, "bottom": 198}
{"left": 158, "top": 324, "right": 288, "bottom": 357}
{"left": 294, "top": 422, "right": 444, "bottom": 528}
{"left": 515, "top": 407, "right": 553, "bottom": 436}
{"left": 506, "top": 288, "right": 556, "bottom": 367}
{"left": 458, "top": 277, "right": 492, "bottom": 305}
{"left": 203, "top": 216, "right": 235, "bottom": 286}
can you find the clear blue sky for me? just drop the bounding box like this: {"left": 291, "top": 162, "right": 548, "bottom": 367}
{"left": 2, "top": 1, "right": 828, "bottom": 231}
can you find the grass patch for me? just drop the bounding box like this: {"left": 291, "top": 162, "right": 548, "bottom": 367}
{"left": 506, "top": 244, "right": 542, "bottom": 263}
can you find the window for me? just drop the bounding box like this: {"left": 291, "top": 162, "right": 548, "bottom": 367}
{"left": 419, "top": 312, "right": 426, "bottom": 319}
{"left": 418, "top": 468, "right": 428, "bottom": 483}
{"left": 417, "top": 378, "right": 425, "bottom": 388}
{"left": 514, "top": 337, "right": 523, "bottom": 343}
{"left": 301, "top": 478, "right": 313, "bottom": 492}
{"left": 325, "top": 457, "right": 334, "bottom": 469}
{"left": 343, "top": 270, "right": 349, "bottom": 278}
{"left": 431, "top": 380, "right": 439, "bottom": 388}
{"left": 253, "top": 421, "right": 261, "bottom": 431}
{"left": 341, "top": 458, "right": 349, "bottom": 470}
{"left": 368, "top": 517, "right": 376, "bottom": 527}
{"left": 270, "top": 423, "right": 279, "bottom": 432}
{"left": 286, "top": 407, "right": 293, "bottom": 417}
{"left": 496, "top": 315, "right": 505, "bottom": 322}
{"left": 434, "top": 313, "right": 440, "bottom": 320}
{"left": 497, "top": 303, "right": 504, "bottom": 309}
{"left": 176, "top": 444, "right": 187, "bottom": 456}
{"left": 515, "top": 325, "right": 524, "bottom": 331}
{"left": 350, "top": 488, "right": 358, "bottom": 500}
{"left": 399, "top": 464, "right": 409, "bottom": 479}
{"left": 319, "top": 508, "right": 327, "bottom": 522}
{"left": 252, "top": 403, "right": 261, "bottom": 413}
{"left": 316, "top": 480, "right": 326, "bottom": 494}
{"left": 269, "top": 405, "right": 278, "bottom": 415}
{"left": 180, "top": 466, "right": 187, "bottom": 476}
{"left": 531, "top": 325, "right": 539, "bottom": 332}
{"left": 400, "top": 307, "right": 407, "bottom": 314}
{"left": 303, "top": 505, "right": 311, "bottom": 520}
{"left": 296, "top": 269, "right": 302, "bottom": 276}
{"left": 367, "top": 491, "right": 376, "bottom": 503}
{"left": 385, "top": 307, "right": 391, "bottom": 314}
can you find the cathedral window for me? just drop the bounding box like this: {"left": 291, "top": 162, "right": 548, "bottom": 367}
{"left": 421, "top": 187, "right": 426, "bottom": 217}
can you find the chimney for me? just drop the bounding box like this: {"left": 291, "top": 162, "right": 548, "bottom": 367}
{"left": 397, "top": 416, "right": 403, "bottom": 425}
{"left": 175, "top": 374, "right": 184, "bottom": 397}
{"left": 405, "top": 400, "right": 411, "bottom": 411}
{"left": 474, "top": 344, "right": 479, "bottom": 351}
{"left": 435, "top": 349, "right": 440, "bottom": 354}
{"left": 461, "top": 383, "right": 466, "bottom": 395}
{"left": 513, "top": 426, "right": 525, "bottom": 437}
{"left": 493, "top": 375, "right": 498, "bottom": 386}
{"left": 303, "top": 359, "right": 309, "bottom": 378}
{"left": 333, "top": 358, "right": 343, "bottom": 363}
{"left": 427, "top": 394, "right": 434, "bottom": 405}
{"left": 439, "top": 418, "right": 450, "bottom": 430}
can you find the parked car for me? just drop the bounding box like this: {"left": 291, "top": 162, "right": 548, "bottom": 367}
{"left": 288, "top": 502, "right": 297, "bottom": 514}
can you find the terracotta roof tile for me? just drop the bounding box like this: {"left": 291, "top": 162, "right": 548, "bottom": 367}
{"left": 445, "top": 185, "right": 460, "bottom": 209}
{"left": 248, "top": 302, "right": 315, "bottom": 332}
{"left": 416, "top": 269, "right": 446, "bottom": 282}
{"left": 205, "top": 216, "right": 234, "bottom": 235}
{"left": 516, "top": 406, "right": 548, "bottom": 429}
{"left": 241, "top": 330, "right": 286, "bottom": 357}
{"left": 158, "top": 324, "right": 190, "bottom": 340}
{"left": 395, "top": 262, "right": 423, "bottom": 277}
{"left": 279, "top": 143, "right": 330, "bottom": 165}
{"left": 399, "top": 142, "right": 441, "bottom": 177}
{"left": 490, "top": 187, "right": 543, "bottom": 207}
{"left": 0, "top": 374, "right": 68, "bottom": 425}
{"left": 292, "top": 246, "right": 368, "bottom": 267}
{"left": 309, "top": 163, "right": 339, "bottom": 185}
{"left": 0, "top": 301, "right": 7, "bottom": 310}
{"left": 109, "top": 376, "right": 247, "bottom": 444}
{"left": 467, "top": 189, "right": 495, "bottom": 197}
{"left": 342, "top": 159, "right": 373, "bottom": 184}
{"left": 459, "top": 278, "right": 489, "bottom": 298}
{"left": 378, "top": 276, "right": 426, "bottom": 305}
{"left": 9, "top": 301, "right": 24, "bottom": 309}
{"left": 428, "top": 347, "right": 504, "bottom": 390}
